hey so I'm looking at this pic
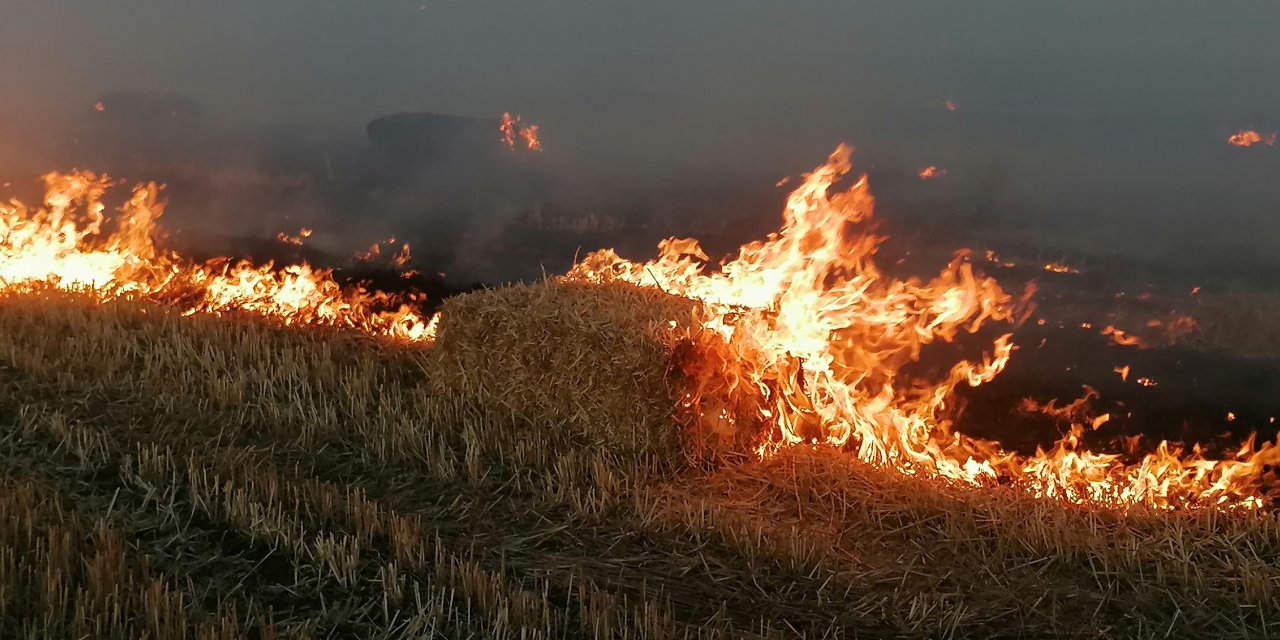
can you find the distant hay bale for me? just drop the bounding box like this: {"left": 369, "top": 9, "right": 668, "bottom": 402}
{"left": 423, "top": 280, "right": 703, "bottom": 457}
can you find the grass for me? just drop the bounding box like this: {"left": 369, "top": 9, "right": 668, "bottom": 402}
{"left": 0, "top": 288, "right": 1278, "bottom": 639}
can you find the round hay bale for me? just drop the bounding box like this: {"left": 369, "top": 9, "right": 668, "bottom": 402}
{"left": 423, "top": 280, "right": 700, "bottom": 457}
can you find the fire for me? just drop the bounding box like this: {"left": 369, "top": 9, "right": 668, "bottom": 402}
{"left": 1102, "top": 325, "right": 1144, "bottom": 348}
{"left": 1227, "top": 130, "right": 1276, "bottom": 147}
{"left": 92, "top": 101, "right": 105, "bottom": 113}
{"left": 918, "top": 166, "right": 946, "bottom": 180}
{"left": 567, "top": 145, "right": 1278, "bottom": 508}
{"left": 984, "top": 250, "right": 1015, "bottom": 268}
{"left": 354, "top": 237, "right": 412, "bottom": 268}
{"left": 500, "top": 112, "right": 542, "bottom": 151}
{"left": 0, "top": 171, "right": 433, "bottom": 342}
{"left": 1042, "top": 262, "right": 1079, "bottom": 274}
{"left": 275, "top": 227, "right": 312, "bottom": 247}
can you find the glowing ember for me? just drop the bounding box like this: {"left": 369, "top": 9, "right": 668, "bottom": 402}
{"left": 1042, "top": 262, "right": 1079, "bottom": 274}
{"left": 1102, "top": 325, "right": 1144, "bottom": 348}
{"left": 918, "top": 165, "right": 946, "bottom": 180}
{"left": 567, "top": 144, "right": 1278, "bottom": 508}
{"left": 945, "top": 100, "right": 957, "bottom": 111}
{"left": 1114, "top": 365, "right": 1130, "bottom": 382}
{"left": 1227, "top": 130, "right": 1276, "bottom": 147}
{"left": 92, "top": 101, "right": 105, "bottom": 113}
{"left": 275, "top": 228, "right": 312, "bottom": 247}
{"left": 500, "top": 112, "right": 543, "bottom": 151}
{"left": 0, "top": 172, "right": 433, "bottom": 342}
{"left": 354, "top": 237, "right": 412, "bottom": 268}
{"left": 984, "top": 250, "right": 1015, "bottom": 268}
{"left": 392, "top": 242, "right": 412, "bottom": 268}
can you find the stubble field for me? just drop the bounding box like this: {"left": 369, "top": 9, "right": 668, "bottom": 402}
{"left": 2, "top": 288, "right": 1278, "bottom": 639}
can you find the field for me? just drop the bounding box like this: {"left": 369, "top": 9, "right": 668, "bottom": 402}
{"left": 2, "top": 288, "right": 1279, "bottom": 640}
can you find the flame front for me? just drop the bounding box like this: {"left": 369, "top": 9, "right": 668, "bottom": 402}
{"left": 0, "top": 171, "right": 433, "bottom": 342}
{"left": 567, "top": 145, "right": 1278, "bottom": 508}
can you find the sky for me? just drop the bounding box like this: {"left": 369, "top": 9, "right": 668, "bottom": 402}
{"left": 2, "top": 1, "right": 1279, "bottom": 265}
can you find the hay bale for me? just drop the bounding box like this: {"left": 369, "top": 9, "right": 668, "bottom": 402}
{"left": 423, "top": 280, "right": 700, "bottom": 456}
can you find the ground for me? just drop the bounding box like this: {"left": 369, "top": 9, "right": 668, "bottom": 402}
{"left": 1, "top": 290, "right": 1278, "bottom": 639}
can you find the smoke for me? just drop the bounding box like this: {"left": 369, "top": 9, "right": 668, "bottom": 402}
{"left": 2, "top": 1, "right": 1280, "bottom": 283}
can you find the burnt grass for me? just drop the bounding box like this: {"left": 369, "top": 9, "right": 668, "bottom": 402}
{"left": 877, "top": 238, "right": 1280, "bottom": 461}
{"left": 2, "top": 282, "right": 1280, "bottom": 638}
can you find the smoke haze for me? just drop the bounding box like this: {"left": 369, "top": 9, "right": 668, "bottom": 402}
{"left": 2, "top": 1, "right": 1279, "bottom": 279}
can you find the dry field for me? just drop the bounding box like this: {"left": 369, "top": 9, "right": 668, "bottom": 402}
{"left": 2, "top": 288, "right": 1279, "bottom": 639}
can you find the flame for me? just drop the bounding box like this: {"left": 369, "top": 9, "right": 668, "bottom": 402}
{"left": 1102, "top": 325, "right": 1144, "bottom": 348}
{"left": 500, "top": 112, "right": 543, "bottom": 151}
{"left": 520, "top": 125, "right": 542, "bottom": 152}
{"left": 918, "top": 166, "right": 946, "bottom": 180}
{"left": 1042, "top": 262, "right": 1079, "bottom": 274}
{"left": 275, "top": 228, "right": 312, "bottom": 247}
{"left": 1227, "top": 130, "right": 1276, "bottom": 147}
{"left": 566, "top": 145, "right": 1278, "bottom": 508}
{"left": 984, "top": 250, "right": 1015, "bottom": 268}
{"left": 392, "top": 242, "right": 412, "bottom": 268}
{"left": 0, "top": 171, "right": 433, "bottom": 342}
{"left": 1115, "top": 365, "right": 1130, "bottom": 382}
{"left": 354, "top": 237, "right": 412, "bottom": 268}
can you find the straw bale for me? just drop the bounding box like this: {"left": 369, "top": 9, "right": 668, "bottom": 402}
{"left": 423, "top": 279, "right": 702, "bottom": 456}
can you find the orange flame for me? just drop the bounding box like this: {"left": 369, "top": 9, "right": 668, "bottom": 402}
{"left": 567, "top": 145, "right": 1278, "bottom": 508}
{"left": 275, "top": 228, "right": 312, "bottom": 247}
{"left": 1043, "top": 262, "right": 1079, "bottom": 274}
{"left": 0, "top": 172, "right": 434, "bottom": 342}
{"left": 1228, "top": 130, "right": 1277, "bottom": 147}
{"left": 1102, "top": 325, "right": 1145, "bottom": 348}
{"left": 500, "top": 112, "right": 543, "bottom": 151}
{"left": 918, "top": 166, "right": 946, "bottom": 180}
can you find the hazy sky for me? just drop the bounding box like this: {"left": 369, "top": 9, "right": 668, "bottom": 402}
{"left": 3, "top": 1, "right": 1279, "bottom": 262}
{"left": 6, "top": 2, "right": 1277, "bottom": 127}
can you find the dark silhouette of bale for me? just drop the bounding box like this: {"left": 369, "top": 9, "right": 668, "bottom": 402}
{"left": 366, "top": 112, "right": 504, "bottom": 166}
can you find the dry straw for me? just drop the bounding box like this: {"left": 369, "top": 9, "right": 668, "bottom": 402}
{"left": 423, "top": 279, "right": 701, "bottom": 458}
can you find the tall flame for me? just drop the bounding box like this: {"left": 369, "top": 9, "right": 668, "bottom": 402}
{"left": 0, "top": 171, "right": 435, "bottom": 342}
{"left": 500, "top": 112, "right": 543, "bottom": 151}
{"left": 567, "top": 145, "right": 1278, "bottom": 508}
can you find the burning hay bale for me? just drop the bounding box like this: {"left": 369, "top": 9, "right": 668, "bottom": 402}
{"left": 423, "top": 280, "right": 704, "bottom": 457}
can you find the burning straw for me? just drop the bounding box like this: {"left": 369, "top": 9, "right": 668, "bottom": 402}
{"left": 426, "top": 144, "right": 1280, "bottom": 509}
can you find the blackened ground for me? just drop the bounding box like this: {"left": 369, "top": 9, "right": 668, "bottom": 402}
{"left": 952, "top": 324, "right": 1280, "bottom": 460}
